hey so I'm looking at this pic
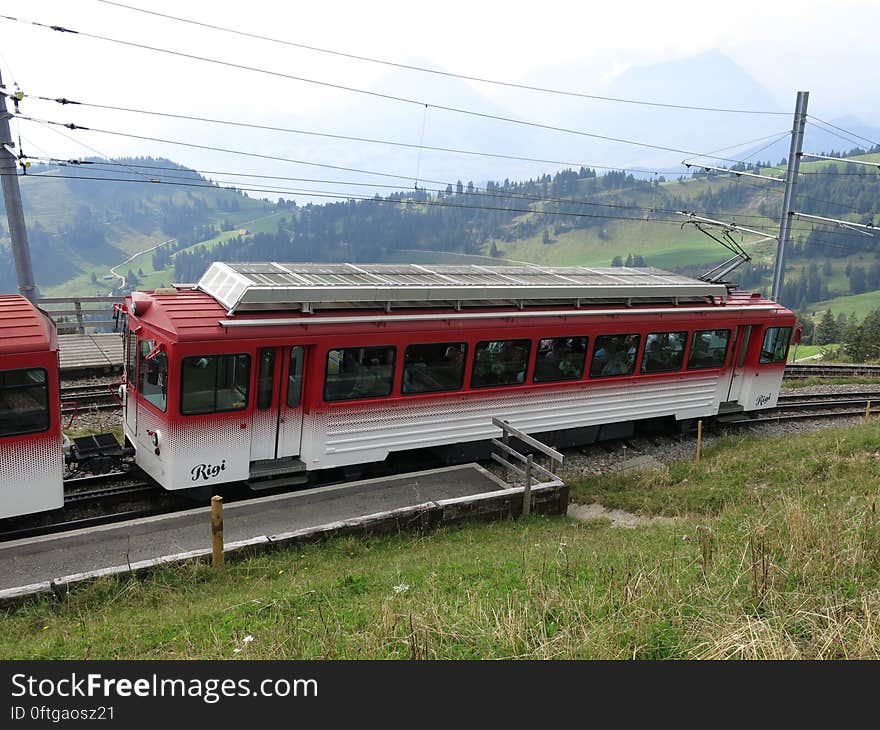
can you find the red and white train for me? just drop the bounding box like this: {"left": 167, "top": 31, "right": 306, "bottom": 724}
{"left": 0, "top": 263, "right": 797, "bottom": 519}
{"left": 117, "top": 262, "right": 796, "bottom": 492}
{"left": 0, "top": 295, "right": 64, "bottom": 518}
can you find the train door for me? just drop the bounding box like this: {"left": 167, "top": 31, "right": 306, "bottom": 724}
{"left": 124, "top": 328, "right": 139, "bottom": 436}
{"left": 726, "top": 325, "right": 753, "bottom": 402}
{"left": 252, "top": 345, "right": 306, "bottom": 461}
{"left": 275, "top": 345, "right": 306, "bottom": 458}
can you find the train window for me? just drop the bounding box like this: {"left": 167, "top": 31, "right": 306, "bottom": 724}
{"left": 589, "top": 334, "right": 640, "bottom": 377}
{"left": 760, "top": 327, "right": 792, "bottom": 364}
{"left": 641, "top": 331, "right": 688, "bottom": 374}
{"left": 256, "top": 348, "right": 275, "bottom": 410}
{"left": 324, "top": 346, "right": 396, "bottom": 401}
{"left": 137, "top": 339, "right": 167, "bottom": 412}
{"left": 0, "top": 368, "right": 49, "bottom": 437}
{"left": 126, "top": 330, "right": 137, "bottom": 385}
{"left": 402, "top": 342, "right": 467, "bottom": 394}
{"left": 287, "top": 346, "right": 304, "bottom": 408}
{"left": 533, "top": 337, "right": 588, "bottom": 383}
{"left": 687, "top": 329, "right": 731, "bottom": 370}
{"left": 181, "top": 354, "right": 251, "bottom": 415}
{"left": 471, "top": 339, "right": 531, "bottom": 388}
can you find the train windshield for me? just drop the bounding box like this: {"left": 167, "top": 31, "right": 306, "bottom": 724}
{"left": 181, "top": 354, "right": 251, "bottom": 415}
{"left": 0, "top": 368, "right": 50, "bottom": 437}
{"left": 760, "top": 327, "right": 792, "bottom": 364}
{"left": 138, "top": 339, "right": 168, "bottom": 412}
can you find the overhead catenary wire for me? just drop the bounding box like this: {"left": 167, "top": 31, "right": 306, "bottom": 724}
{"left": 8, "top": 91, "right": 719, "bottom": 177}
{"left": 24, "top": 155, "right": 695, "bottom": 215}
{"left": 17, "top": 124, "right": 870, "bottom": 236}
{"left": 16, "top": 116, "right": 874, "bottom": 241}
{"left": 0, "top": 169, "right": 693, "bottom": 226}
{"left": 807, "top": 115, "right": 880, "bottom": 151}
{"left": 0, "top": 13, "right": 785, "bottom": 166}
{"left": 13, "top": 128, "right": 803, "bottom": 224}
{"left": 95, "top": 0, "right": 789, "bottom": 117}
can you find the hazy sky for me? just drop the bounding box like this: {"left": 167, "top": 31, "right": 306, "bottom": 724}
{"left": 2, "top": 0, "right": 878, "bottom": 176}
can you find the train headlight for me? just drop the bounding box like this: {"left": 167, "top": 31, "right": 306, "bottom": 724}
{"left": 151, "top": 430, "right": 161, "bottom": 447}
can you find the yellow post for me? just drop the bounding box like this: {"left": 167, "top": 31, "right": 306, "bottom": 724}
{"left": 211, "top": 495, "right": 224, "bottom": 568}
{"left": 695, "top": 420, "right": 703, "bottom": 462}
{"left": 866, "top": 400, "right": 872, "bottom": 422}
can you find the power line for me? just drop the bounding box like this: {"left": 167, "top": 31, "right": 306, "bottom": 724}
{"left": 808, "top": 115, "right": 880, "bottom": 151}
{"left": 27, "top": 156, "right": 687, "bottom": 214}
{"left": 22, "top": 137, "right": 869, "bottom": 236}
{"left": 731, "top": 166, "right": 870, "bottom": 216}
{"left": 805, "top": 120, "right": 869, "bottom": 151}
{"left": 682, "top": 131, "right": 790, "bottom": 165}
{"left": 0, "top": 14, "right": 778, "bottom": 166}
{"left": 10, "top": 91, "right": 715, "bottom": 177}
{"left": 96, "top": 0, "right": 788, "bottom": 117}
{"left": 15, "top": 131, "right": 801, "bottom": 225}
{"left": 3, "top": 169, "right": 694, "bottom": 225}
{"left": 34, "top": 113, "right": 157, "bottom": 182}
{"left": 22, "top": 115, "right": 821, "bottom": 225}
{"left": 16, "top": 120, "right": 874, "bottom": 241}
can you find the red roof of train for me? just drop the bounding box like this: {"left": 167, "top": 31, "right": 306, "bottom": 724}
{"left": 127, "top": 287, "right": 792, "bottom": 342}
{"left": 0, "top": 295, "right": 57, "bottom": 354}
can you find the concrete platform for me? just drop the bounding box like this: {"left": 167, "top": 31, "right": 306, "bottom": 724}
{"left": 0, "top": 464, "right": 567, "bottom": 602}
{"left": 58, "top": 333, "right": 124, "bottom": 374}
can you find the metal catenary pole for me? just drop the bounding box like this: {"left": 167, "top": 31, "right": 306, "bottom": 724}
{"left": 0, "top": 70, "right": 37, "bottom": 302}
{"left": 771, "top": 90, "right": 809, "bottom": 302}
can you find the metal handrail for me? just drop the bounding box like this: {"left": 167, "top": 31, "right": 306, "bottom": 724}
{"left": 38, "top": 296, "right": 124, "bottom": 334}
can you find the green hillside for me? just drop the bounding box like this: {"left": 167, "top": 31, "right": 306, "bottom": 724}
{"left": 0, "top": 158, "right": 273, "bottom": 295}
{"left": 4, "top": 150, "right": 879, "bottom": 319}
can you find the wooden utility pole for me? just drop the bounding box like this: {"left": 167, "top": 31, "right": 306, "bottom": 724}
{"left": 0, "top": 70, "right": 37, "bottom": 302}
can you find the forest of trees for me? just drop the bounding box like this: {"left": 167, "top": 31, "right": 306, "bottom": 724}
{"left": 3, "top": 146, "right": 879, "bottom": 314}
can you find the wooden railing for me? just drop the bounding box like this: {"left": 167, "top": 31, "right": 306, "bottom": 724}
{"left": 490, "top": 417, "right": 564, "bottom": 517}
{"left": 38, "top": 296, "right": 123, "bottom": 334}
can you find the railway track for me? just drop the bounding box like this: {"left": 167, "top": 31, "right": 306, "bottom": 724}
{"left": 784, "top": 363, "right": 880, "bottom": 379}
{"left": 0, "top": 471, "right": 169, "bottom": 543}
{"left": 63, "top": 472, "right": 160, "bottom": 504}
{"left": 720, "top": 390, "right": 880, "bottom": 425}
{"left": 6, "top": 386, "right": 880, "bottom": 542}
{"left": 59, "top": 383, "right": 121, "bottom": 413}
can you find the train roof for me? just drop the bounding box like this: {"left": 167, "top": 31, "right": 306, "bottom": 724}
{"left": 198, "top": 262, "right": 731, "bottom": 313}
{"left": 0, "top": 295, "right": 57, "bottom": 354}
{"left": 126, "top": 265, "right": 792, "bottom": 342}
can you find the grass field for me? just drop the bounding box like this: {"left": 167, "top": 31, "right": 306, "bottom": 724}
{"left": 811, "top": 290, "right": 880, "bottom": 321}
{"left": 42, "top": 211, "right": 286, "bottom": 297}
{"left": 787, "top": 343, "right": 840, "bottom": 362}
{"left": 5, "top": 423, "right": 880, "bottom": 659}
{"left": 483, "top": 217, "right": 780, "bottom": 271}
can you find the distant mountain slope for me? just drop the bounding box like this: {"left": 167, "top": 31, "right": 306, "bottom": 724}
{"left": 0, "top": 158, "right": 271, "bottom": 293}
{"left": 3, "top": 149, "right": 878, "bottom": 323}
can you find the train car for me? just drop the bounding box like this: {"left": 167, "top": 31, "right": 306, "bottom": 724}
{"left": 118, "top": 263, "right": 796, "bottom": 491}
{"left": 0, "top": 295, "right": 64, "bottom": 518}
